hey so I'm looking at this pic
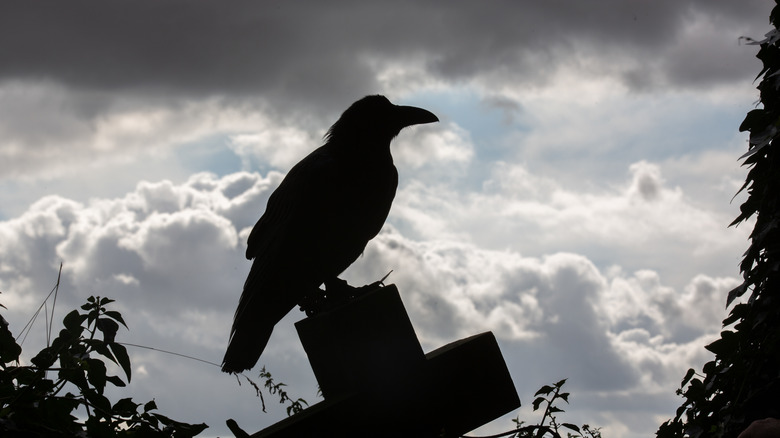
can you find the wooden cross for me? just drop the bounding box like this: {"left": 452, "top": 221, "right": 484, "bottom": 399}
{"left": 250, "top": 284, "right": 520, "bottom": 438}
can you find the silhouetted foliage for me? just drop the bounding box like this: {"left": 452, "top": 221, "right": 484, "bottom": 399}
{"left": 657, "top": 2, "right": 780, "bottom": 436}
{"left": 465, "top": 379, "right": 601, "bottom": 438}
{"left": 0, "top": 292, "right": 207, "bottom": 437}
{"left": 234, "top": 365, "right": 308, "bottom": 417}
{"left": 512, "top": 379, "right": 602, "bottom": 438}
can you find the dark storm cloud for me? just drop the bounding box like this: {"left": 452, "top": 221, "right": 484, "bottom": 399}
{"left": 0, "top": 0, "right": 769, "bottom": 102}
{"left": 0, "top": 1, "right": 378, "bottom": 109}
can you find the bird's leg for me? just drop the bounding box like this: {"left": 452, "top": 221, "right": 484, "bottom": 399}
{"left": 298, "top": 286, "right": 327, "bottom": 317}
{"left": 323, "top": 277, "right": 356, "bottom": 304}
{"left": 300, "top": 275, "right": 391, "bottom": 318}
{"left": 353, "top": 280, "right": 385, "bottom": 294}
{"left": 324, "top": 272, "right": 390, "bottom": 302}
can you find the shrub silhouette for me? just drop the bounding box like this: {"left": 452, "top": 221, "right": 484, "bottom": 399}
{"left": 0, "top": 292, "right": 207, "bottom": 437}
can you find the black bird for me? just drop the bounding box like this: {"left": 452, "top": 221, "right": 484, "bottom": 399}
{"left": 222, "top": 95, "right": 438, "bottom": 373}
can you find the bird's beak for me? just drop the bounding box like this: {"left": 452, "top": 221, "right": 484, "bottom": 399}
{"left": 395, "top": 105, "right": 439, "bottom": 129}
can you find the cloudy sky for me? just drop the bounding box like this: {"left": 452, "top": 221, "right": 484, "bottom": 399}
{"left": 0, "top": 1, "right": 771, "bottom": 436}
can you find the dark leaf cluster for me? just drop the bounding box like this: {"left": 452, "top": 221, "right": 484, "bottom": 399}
{"left": 497, "top": 379, "right": 601, "bottom": 438}
{"left": 257, "top": 366, "right": 308, "bottom": 417}
{"left": 0, "top": 294, "right": 207, "bottom": 437}
{"left": 658, "top": 1, "right": 780, "bottom": 436}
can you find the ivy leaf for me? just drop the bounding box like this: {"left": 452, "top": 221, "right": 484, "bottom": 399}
{"left": 63, "top": 309, "right": 87, "bottom": 332}
{"left": 534, "top": 385, "right": 554, "bottom": 396}
{"left": 723, "top": 303, "right": 747, "bottom": 326}
{"left": 31, "top": 345, "right": 58, "bottom": 369}
{"left": 739, "top": 109, "right": 774, "bottom": 132}
{"left": 144, "top": 399, "right": 158, "bottom": 413}
{"left": 532, "top": 396, "right": 546, "bottom": 411}
{"left": 705, "top": 330, "right": 737, "bottom": 355}
{"left": 0, "top": 323, "right": 22, "bottom": 363}
{"left": 112, "top": 397, "right": 140, "bottom": 417}
{"left": 104, "top": 310, "right": 128, "bottom": 329}
{"left": 108, "top": 342, "right": 132, "bottom": 383}
{"left": 86, "top": 338, "right": 114, "bottom": 363}
{"left": 702, "top": 360, "right": 719, "bottom": 375}
{"left": 152, "top": 413, "right": 209, "bottom": 438}
{"left": 38, "top": 396, "right": 81, "bottom": 433}
{"left": 106, "top": 375, "right": 126, "bottom": 388}
{"left": 726, "top": 284, "right": 748, "bottom": 307}
{"left": 83, "top": 388, "right": 112, "bottom": 418}
{"left": 59, "top": 362, "right": 89, "bottom": 392}
{"left": 86, "top": 358, "right": 108, "bottom": 394}
{"left": 178, "top": 423, "right": 210, "bottom": 437}
{"left": 96, "top": 318, "right": 119, "bottom": 344}
{"left": 562, "top": 423, "right": 581, "bottom": 433}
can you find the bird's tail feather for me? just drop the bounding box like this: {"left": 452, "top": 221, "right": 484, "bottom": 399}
{"left": 221, "top": 261, "right": 300, "bottom": 373}
{"left": 221, "top": 321, "right": 273, "bottom": 373}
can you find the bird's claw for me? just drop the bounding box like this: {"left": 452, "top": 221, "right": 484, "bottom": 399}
{"left": 298, "top": 287, "right": 326, "bottom": 317}
{"left": 297, "top": 277, "right": 387, "bottom": 317}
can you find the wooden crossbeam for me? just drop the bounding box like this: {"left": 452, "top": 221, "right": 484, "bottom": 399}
{"left": 250, "top": 285, "right": 520, "bottom": 438}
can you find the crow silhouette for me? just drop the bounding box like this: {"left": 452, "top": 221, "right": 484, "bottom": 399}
{"left": 222, "top": 95, "right": 438, "bottom": 373}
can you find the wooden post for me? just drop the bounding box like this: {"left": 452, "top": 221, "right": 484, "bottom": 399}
{"left": 250, "top": 285, "right": 520, "bottom": 438}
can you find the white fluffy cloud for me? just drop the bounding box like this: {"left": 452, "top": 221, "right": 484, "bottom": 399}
{"left": 345, "top": 224, "right": 735, "bottom": 436}
{"left": 394, "top": 122, "right": 474, "bottom": 170}
{"left": 0, "top": 172, "right": 281, "bottom": 331}
{"left": 228, "top": 128, "right": 320, "bottom": 171}
{"left": 0, "top": 166, "right": 741, "bottom": 437}
{"left": 398, "top": 158, "right": 748, "bottom": 289}
{"left": 347, "top": 224, "right": 734, "bottom": 373}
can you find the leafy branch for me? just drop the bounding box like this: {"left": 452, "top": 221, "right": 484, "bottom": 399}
{"left": 658, "top": 1, "right": 780, "bottom": 436}
{"left": 0, "top": 292, "right": 208, "bottom": 437}
{"left": 466, "top": 379, "right": 601, "bottom": 438}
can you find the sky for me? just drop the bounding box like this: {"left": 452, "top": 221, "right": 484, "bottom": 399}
{"left": 0, "top": 1, "right": 772, "bottom": 436}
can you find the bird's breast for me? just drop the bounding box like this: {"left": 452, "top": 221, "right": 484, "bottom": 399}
{"left": 326, "top": 161, "right": 396, "bottom": 233}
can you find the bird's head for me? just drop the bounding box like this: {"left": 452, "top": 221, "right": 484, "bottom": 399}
{"left": 325, "top": 95, "right": 438, "bottom": 151}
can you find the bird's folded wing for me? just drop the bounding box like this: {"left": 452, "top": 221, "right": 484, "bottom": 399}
{"left": 245, "top": 146, "right": 338, "bottom": 262}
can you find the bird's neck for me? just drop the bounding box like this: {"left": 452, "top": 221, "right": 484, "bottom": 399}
{"left": 327, "top": 137, "right": 394, "bottom": 163}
